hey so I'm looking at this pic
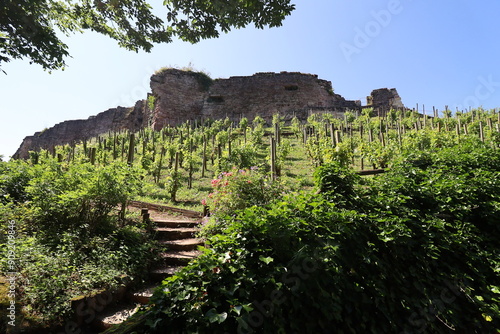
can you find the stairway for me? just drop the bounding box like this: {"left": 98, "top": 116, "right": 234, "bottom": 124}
{"left": 90, "top": 206, "right": 204, "bottom": 332}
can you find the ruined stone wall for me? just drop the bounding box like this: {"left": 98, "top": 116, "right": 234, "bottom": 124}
{"left": 201, "top": 72, "right": 355, "bottom": 123}
{"left": 150, "top": 70, "right": 361, "bottom": 126}
{"left": 150, "top": 69, "right": 209, "bottom": 130}
{"left": 367, "top": 88, "right": 405, "bottom": 116}
{"left": 13, "top": 100, "right": 150, "bottom": 159}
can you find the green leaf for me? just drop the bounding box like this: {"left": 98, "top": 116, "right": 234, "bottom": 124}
{"left": 232, "top": 305, "right": 243, "bottom": 315}
{"left": 205, "top": 308, "right": 228, "bottom": 324}
{"left": 259, "top": 255, "right": 274, "bottom": 264}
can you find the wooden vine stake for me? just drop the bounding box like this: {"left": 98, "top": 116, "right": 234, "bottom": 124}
{"left": 156, "top": 147, "right": 165, "bottom": 183}
{"left": 90, "top": 147, "right": 96, "bottom": 165}
{"left": 170, "top": 151, "right": 180, "bottom": 202}
{"left": 113, "top": 134, "right": 118, "bottom": 160}
{"left": 333, "top": 130, "right": 341, "bottom": 146}
{"left": 127, "top": 133, "right": 135, "bottom": 166}
{"left": 423, "top": 104, "right": 427, "bottom": 128}
{"left": 274, "top": 123, "right": 281, "bottom": 145}
{"left": 330, "top": 123, "right": 335, "bottom": 146}
{"left": 202, "top": 136, "right": 207, "bottom": 178}
{"left": 270, "top": 136, "right": 277, "bottom": 181}
{"left": 397, "top": 123, "right": 402, "bottom": 148}
{"left": 121, "top": 137, "right": 125, "bottom": 162}
{"left": 188, "top": 139, "right": 194, "bottom": 189}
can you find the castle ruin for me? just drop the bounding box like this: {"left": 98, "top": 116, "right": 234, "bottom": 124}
{"left": 13, "top": 69, "right": 404, "bottom": 159}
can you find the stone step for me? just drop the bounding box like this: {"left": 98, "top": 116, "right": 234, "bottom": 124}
{"left": 154, "top": 227, "right": 198, "bottom": 240}
{"left": 160, "top": 250, "right": 201, "bottom": 266}
{"left": 160, "top": 238, "right": 204, "bottom": 251}
{"left": 149, "top": 265, "right": 183, "bottom": 282}
{"left": 153, "top": 219, "right": 200, "bottom": 228}
{"left": 92, "top": 302, "right": 140, "bottom": 331}
{"left": 129, "top": 285, "right": 157, "bottom": 305}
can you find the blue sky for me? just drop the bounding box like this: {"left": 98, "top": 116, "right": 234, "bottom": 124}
{"left": 1, "top": 0, "right": 500, "bottom": 159}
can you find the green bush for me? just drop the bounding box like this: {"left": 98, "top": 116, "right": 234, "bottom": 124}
{"left": 202, "top": 168, "right": 281, "bottom": 217}
{"left": 6, "top": 226, "right": 157, "bottom": 325}
{"left": 200, "top": 168, "right": 282, "bottom": 237}
{"left": 108, "top": 141, "right": 500, "bottom": 334}
{"left": 0, "top": 160, "right": 31, "bottom": 204}
{"left": 26, "top": 161, "right": 143, "bottom": 237}
{"left": 313, "top": 160, "right": 360, "bottom": 206}
{"left": 0, "top": 159, "right": 157, "bottom": 327}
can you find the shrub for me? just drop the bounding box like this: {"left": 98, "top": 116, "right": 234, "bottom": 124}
{"left": 0, "top": 159, "right": 156, "bottom": 328}
{"left": 0, "top": 160, "right": 31, "bottom": 204}
{"left": 202, "top": 168, "right": 281, "bottom": 217}
{"left": 313, "top": 160, "right": 360, "bottom": 206}
{"left": 199, "top": 168, "right": 282, "bottom": 237}
{"left": 26, "top": 161, "right": 143, "bottom": 237}
{"left": 108, "top": 141, "right": 500, "bottom": 334}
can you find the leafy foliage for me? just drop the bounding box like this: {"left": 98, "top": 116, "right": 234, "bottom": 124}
{"left": 202, "top": 168, "right": 281, "bottom": 217}
{"left": 0, "top": 0, "right": 295, "bottom": 71}
{"left": 0, "top": 159, "right": 157, "bottom": 327}
{"left": 4, "top": 108, "right": 500, "bottom": 331}
{"left": 108, "top": 139, "right": 500, "bottom": 334}
{"left": 25, "top": 161, "right": 143, "bottom": 237}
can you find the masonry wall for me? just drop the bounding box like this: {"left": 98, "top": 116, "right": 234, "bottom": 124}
{"left": 150, "top": 70, "right": 209, "bottom": 130}
{"left": 13, "top": 100, "right": 149, "bottom": 159}
{"left": 150, "top": 70, "right": 361, "bottom": 126}
{"left": 367, "top": 88, "right": 405, "bottom": 116}
{"left": 202, "top": 72, "right": 351, "bottom": 123}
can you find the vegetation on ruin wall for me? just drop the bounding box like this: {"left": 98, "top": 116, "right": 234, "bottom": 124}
{"left": 154, "top": 65, "right": 213, "bottom": 91}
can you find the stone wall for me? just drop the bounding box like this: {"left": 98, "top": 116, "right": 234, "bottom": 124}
{"left": 150, "top": 70, "right": 361, "bottom": 126}
{"left": 366, "top": 88, "right": 405, "bottom": 115}
{"left": 13, "top": 100, "right": 150, "bottom": 159}
{"left": 150, "top": 69, "right": 210, "bottom": 130}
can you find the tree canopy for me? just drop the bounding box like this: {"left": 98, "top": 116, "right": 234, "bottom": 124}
{"left": 0, "top": 0, "right": 295, "bottom": 72}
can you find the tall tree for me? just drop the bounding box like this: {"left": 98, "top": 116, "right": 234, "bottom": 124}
{"left": 0, "top": 0, "right": 295, "bottom": 72}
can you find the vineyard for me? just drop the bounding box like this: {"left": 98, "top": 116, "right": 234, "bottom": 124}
{"left": 21, "top": 107, "right": 500, "bottom": 208}
{"left": 1, "top": 107, "right": 500, "bottom": 333}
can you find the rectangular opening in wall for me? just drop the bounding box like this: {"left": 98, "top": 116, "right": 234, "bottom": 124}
{"left": 207, "top": 96, "right": 224, "bottom": 103}
{"left": 284, "top": 85, "right": 298, "bottom": 91}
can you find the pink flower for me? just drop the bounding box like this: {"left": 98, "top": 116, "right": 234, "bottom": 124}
{"left": 201, "top": 199, "right": 207, "bottom": 206}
